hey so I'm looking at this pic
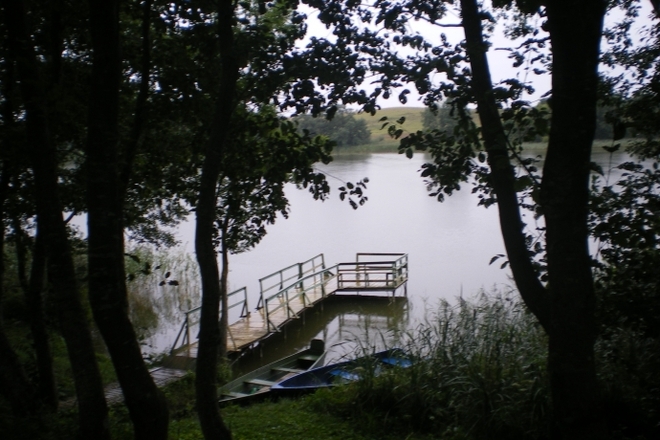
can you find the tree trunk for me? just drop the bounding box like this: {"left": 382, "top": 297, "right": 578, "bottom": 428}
{"left": 460, "top": 0, "right": 609, "bottom": 438}
{"left": 86, "top": 2, "right": 169, "bottom": 439}
{"left": 459, "top": 0, "right": 551, "bottom": 331}
{"left": 1, "top": 1, "right": 111, "bottom": 437}
{"left": 194, "top": 1, "right": 240, "bottom": 438}
{"left": 541, "top": 2, "right": 608, "bottom": 438}
{"left": 0, "top": 163, "right": 39, "bottom": 417}
{"left": 219, "top": 229, "right": 230, "bottom": 358}
{"left": 14, "top": 220, "right": 58, "bottom": 410}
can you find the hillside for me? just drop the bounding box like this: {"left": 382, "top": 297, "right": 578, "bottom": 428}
{"left": 354, "top": 106, "right": 426, "bottom": 143}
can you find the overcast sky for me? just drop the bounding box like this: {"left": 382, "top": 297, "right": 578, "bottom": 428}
{"left": 297, "top": 2, "right": 655, "bottom": 110}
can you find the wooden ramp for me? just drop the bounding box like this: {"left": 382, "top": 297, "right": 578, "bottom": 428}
{"left": 63, "top": 367, "right": 188, "bottom": 408}
{"left": 168, "top": 253, "right": 408, "bottom": 364}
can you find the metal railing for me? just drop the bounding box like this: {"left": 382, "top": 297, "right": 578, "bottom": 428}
{"left": 336, "top": 253, "right": 408, "bottom": 291}
{"left": 256, "top": 253, "right": 325, "bottom": 310}
{"left": 260, "top": 265, "right": 336, "bottom": 333}
{"left": 170, "top": 286, "right": 249, "bottom": 355}
{"left": 170, "top": 253, "right": 408, "bottom": 354}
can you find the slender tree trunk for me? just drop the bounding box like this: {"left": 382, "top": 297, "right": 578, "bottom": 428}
{"left": 459, "top": 0, "right": 551, "bottom": 331}
{"left": 1, "top": 1, "right": 111, "bottom": 437}
{"left": 460, "top": 0, "right": 608, "bottom": 438}
{"left": 86, "top": 2, "right": 169, "bottom": 439}
{"left": 194, "top": 1, "right": 240, "bottom": 438}
{"left": 120, "top": 0, "right": 152, "bottom": 195}
{"left": 0, "top": 164, "right": 39, "bottom": 417}
{"left": 541, "top": 2, "right": 608, "bottom": 439}
{"left": 13, "top": 219, "right": 58, "bottom": 410}
{"left": 219, "top": 228, "right": 230, "bottom": 358}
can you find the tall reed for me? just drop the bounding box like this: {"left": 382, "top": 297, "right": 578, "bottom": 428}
{"left": 310, "top": 291, "right": 550, "bottom": 439}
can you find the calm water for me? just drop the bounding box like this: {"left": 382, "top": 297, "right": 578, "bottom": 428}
{"left": 140, "top": 149, "right": 631, "bottom": 364}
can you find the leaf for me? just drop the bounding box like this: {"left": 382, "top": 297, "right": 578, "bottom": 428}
{"left": 378, "top": 116, "right": 388, "bottom": 122}
{"left": 603, "top": 144, "right": 620, "bottom": 153}
{"left": 125, "top": 253, "right": 140, "bottom": 263}
{"left": 168, "top": 280, "right": 179, "bottom": 286}
{"left": 165, "top": 271, "right": 171, "bottom": 278}
{"left": 398, "top": 89, "right": 410, "bottom": 104}
{"left": 159, "top": 281, "right": 166, "bottom": 286}
{"left": 346, "top": 182, "right": 354, "bottom": 189}
{"left": 489, "top": 254, "right": 505, "bottom": 265}
{"left": 500, "top": 260, "right": 510, "bottom": 269}
{"left": 513, "top": 175, "right": 533, "bottom": 192}
{"left": 406, "top": 148, "right": 413, "bottom": 158}
{"left": 396, "top": 116, "right": 406, "bottom": 125}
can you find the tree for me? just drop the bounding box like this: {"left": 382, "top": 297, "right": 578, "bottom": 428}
{"left": 295, "top": 106, "right": 371, "bottom": 146}
{"left": 422, "top": 100, "right": 459, "bottom": 133}
{"left": 86, "top": 1, "right": 169, "bottom": 439}
{"left": 298, "top": 0, "right": 656, "bottom": 437}
{"left": 1, "top": 0, "right": 111, "bottom": 437}
{"left": 190, "top": 1, "right": 340, "bottom": 437}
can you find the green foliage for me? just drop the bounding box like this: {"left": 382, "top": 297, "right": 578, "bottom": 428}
{"left": 309, "top": 292, "right": 551, "bottom": 440}
{"left": 590, "top": 153, "right": 660, "bottom": 338}
{"left": 295, "top": 107, "right": 371, "bottom": 147}
{"left": 421, "top": 101, "right": 459, "bottom": 133}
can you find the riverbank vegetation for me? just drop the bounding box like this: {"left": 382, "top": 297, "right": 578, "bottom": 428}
{"left": 3, "top": 289, "right": 658, "bottom": 439}
{"left": 2, "top": 0, "right": 659, "bottom": 439}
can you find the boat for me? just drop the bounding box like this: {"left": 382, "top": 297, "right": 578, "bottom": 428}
{"left": 271, "top": 348, "right": 412, "bottom": 396}
{"left": 218, "top": 339, "right": 326, "bottom": 406}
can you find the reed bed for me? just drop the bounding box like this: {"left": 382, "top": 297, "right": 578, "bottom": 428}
{"left": 309, "top": 291, "right": 551, "bottom": 440}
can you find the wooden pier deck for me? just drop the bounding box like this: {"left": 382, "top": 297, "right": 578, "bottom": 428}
{"left": 168, "top": 253, "right": 408, "bottom": 367}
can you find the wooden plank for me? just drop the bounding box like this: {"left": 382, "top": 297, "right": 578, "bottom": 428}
{"left": 245, "top": 378, "right": 276, "bottom": 387}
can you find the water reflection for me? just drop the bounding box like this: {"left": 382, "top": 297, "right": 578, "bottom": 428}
{"left": 136, "top": 150, "right": 639, "bottom": 361}
{"left": 230, "top": 296, "right": 409, "bottom": 377}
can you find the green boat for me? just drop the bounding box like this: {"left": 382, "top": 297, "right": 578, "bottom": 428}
{"left": 218, "top": 339, "right": 326, "bottom": 406}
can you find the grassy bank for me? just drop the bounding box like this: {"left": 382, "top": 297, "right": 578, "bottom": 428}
{"left": 3, "top": 291, "right": 658, "bottom": 439}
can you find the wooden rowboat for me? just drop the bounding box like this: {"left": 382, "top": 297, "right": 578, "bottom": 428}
{"left": 271, "top": 348, "right": 412, "bottom": 396}
{"left": 218, "top": 339, "right": 326, "bottom": 406}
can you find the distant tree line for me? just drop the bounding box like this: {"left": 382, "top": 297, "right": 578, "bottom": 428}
{"left": 422, "top": 100, "right": 632, "bottom": 141}
{"left": 295, "top": 107, "right": 371, "bottom": 147}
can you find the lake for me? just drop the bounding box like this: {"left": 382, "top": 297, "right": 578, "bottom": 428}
{"left": 138, "top": 149, "right": 631, "bottom": 366}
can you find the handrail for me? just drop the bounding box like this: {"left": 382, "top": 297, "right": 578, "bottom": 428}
{"left": 337, "top": 253, "right": 409, "bottom": 291}
{"left": 170, "top": 286, "right": 249, "bottom": 355}
{"left": 261, "top": 253, "right": 408, "bottom": 332}
{"left": 262, "top": 264, "right": 338, "bottom": 332}
{"left": 171, "top": 253, "right": 408, "bottom": 355}
{"left": 257, "top": 254, "right": 325, "bottom": 310}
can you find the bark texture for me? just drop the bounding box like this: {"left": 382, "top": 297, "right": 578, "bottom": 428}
{"left": 542, "top": 2, "right": 608, "bottom": 438}
{"left": 86, "top": 1, "right": 169, "bottom": 439}
{"left": 460, "top": 0, "right": 608, "bottom": 438}
{"left": 194, "top": 1, "right": 240, "bottom": 438}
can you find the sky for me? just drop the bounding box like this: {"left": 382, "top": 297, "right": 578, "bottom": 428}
{"left": 297, "top": 1, "right": 655, "bottom": 110}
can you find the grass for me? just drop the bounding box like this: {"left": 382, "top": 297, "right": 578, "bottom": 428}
{"left": 354, "top": 106, "right": 426, "bottom": 143}
{"left": 340, "top": 106, "right": 635, "bottom": 156}
{"left": 3, "top": 288, "right": 659, "bottom": 439}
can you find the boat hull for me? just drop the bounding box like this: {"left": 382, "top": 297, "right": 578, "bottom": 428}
{"left": 218, "top": 339, "right": 326, "bottom": 406}
{"left": 271, "top": 348, "right": 411, "bottom": 397}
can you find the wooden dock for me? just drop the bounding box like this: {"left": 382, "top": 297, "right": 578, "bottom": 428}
{"left": 167, "top": 253, "right": 408, "bottom": 367}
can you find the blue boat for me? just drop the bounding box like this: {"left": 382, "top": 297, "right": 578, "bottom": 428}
{"left": 218, "top": 339, "right": 326, "bottom": 406}
{"left": 271, "top": 348, "right": 412, "bottom": 396}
